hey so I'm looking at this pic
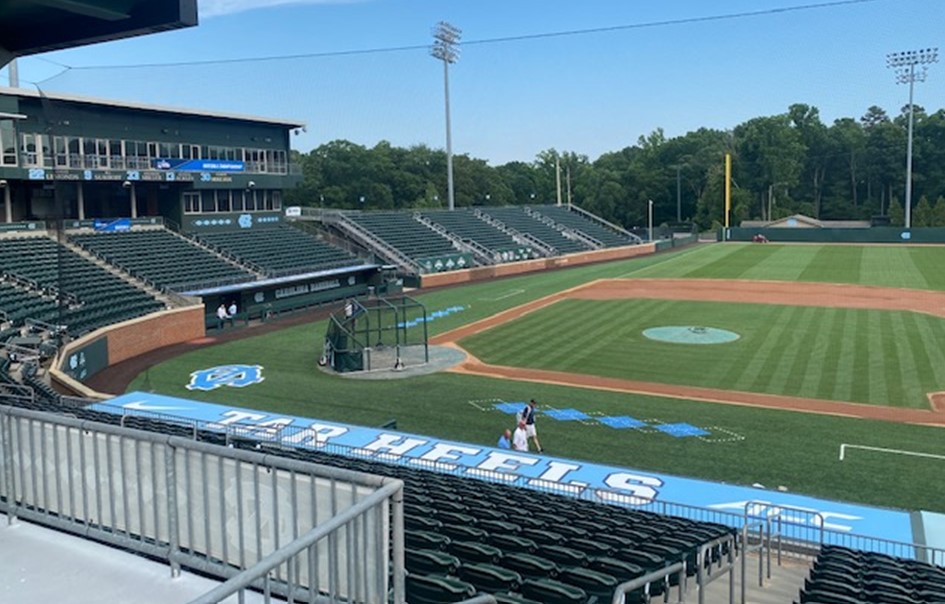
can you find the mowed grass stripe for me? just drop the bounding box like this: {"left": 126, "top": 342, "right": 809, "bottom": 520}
{"left": 830, "top": 309, "right": 859, "bottom": 401}
{"left": 862, "top": 247, "right": 923, "bottom": 290}
{"left": 798, "top": 246, "right": 862, "bottom": 284}
{"left": 905, "top": 313, "right": 944, "bottom": 407}
{"left": 768, "top": 305, "right": 818, "bottom": 396}
{"left": 850, "top": 310, "right": 872, "bottom": 403}
{"left": 738, "top": 305, "right": 799, "bottom": 393}
{"left": 785, "top": 308, "right": 835, "bottom": 397}
{"left": 682, "top": 244, "right": 785, "bottom": 279}
{"left": 889, "top": 311, "right": 922, "bottom": 407}
{"left": 797, "top": 307, "right": 835, "bottom": 398}
{"left": 909, "top": 247, "right": 945, "bottom": 290}
{"left": 737, "top": 245, "right": 820, "bottom": 282}
{"left": 866, "top": 311, "right": 889, "bottom": 405}
{"left": 879, "top": 310, "right": 905, "bottom": 406}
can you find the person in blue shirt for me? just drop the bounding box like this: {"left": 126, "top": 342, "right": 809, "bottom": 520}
{"left": 521, "top": 399, "right": 543, "bottom": 452}
{"left": 497, "top": 429, "right": 511, "bottom": 449}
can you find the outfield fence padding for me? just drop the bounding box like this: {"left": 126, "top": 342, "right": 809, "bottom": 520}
{"left": 721, "top": 226, "right": 945, "bottom": 244}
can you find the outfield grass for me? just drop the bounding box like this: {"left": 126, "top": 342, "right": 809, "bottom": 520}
{"left": 633, "top": 243, "right": 945, "bottom": 290}
{"left": 459, "top": 299, "right": 945, "bottom": 407}
{"left": 126, "top": 243, "right": 945, "bottom": 513}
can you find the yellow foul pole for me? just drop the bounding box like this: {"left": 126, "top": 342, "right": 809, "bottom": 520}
{"left": 724, "top": 153, "right": 732, "bottom": 229}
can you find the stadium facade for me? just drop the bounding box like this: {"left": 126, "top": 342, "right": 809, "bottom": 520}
{"left": 0, "top": 86, "right": 301, "bottom": 230}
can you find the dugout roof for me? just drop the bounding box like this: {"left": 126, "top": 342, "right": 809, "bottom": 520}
{"left": 0, "top": 0, "right": 198, "bottom": 68}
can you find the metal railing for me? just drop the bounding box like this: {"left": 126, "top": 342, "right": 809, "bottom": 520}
{"left": 0, "top": 405, "right": 404, "bottom": 604}
{"left": 611, "top": 561, "right": 687, "bottom": 604}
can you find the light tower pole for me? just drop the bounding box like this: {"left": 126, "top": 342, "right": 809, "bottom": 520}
{"left": 431, "top": 21, "right": 461, "bottom": 211}
{"left": 887, "top": 47, "right": 938, "bottom": 229}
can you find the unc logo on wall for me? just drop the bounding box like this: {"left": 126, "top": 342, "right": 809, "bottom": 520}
{"left": 186, "top": 365, "right": 265, "bottom": 391}
{"left": 238, "top": 214, "right": 253, "bottom": 229}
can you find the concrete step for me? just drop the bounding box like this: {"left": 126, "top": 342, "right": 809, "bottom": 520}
{"left": 699, "top": 552, "right": 811, "bottom": 604}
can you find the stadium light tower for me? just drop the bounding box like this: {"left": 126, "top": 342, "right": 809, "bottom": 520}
{"left": 887, "top": 47, "right": 938, "bottom": 229}
{"left": 431, "top": 21, "right": 461, "bottom": 211}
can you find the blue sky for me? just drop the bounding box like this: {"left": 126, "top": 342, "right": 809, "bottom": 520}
{"left": 4, "top": 0, "right": 944, "bottom": 164}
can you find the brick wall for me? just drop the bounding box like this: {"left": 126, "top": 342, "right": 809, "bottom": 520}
{"left": 52, "top": 306, "right": 205, "bottom": 397}
{"left": 105, "top": 306, "right": 206, "bottom": 365}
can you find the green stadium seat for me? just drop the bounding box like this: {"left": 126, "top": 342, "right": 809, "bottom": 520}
{"left": 520, "top": 577, "right": 590, "bottom": 604}
{"left": 457, "top": 562, "right": 523, "bottom": 593}
{"left": 405, "top": 548, "right": 461, "bottom": 576}
{"left": 405, "top": 573, "right": 476, "bottom": 604}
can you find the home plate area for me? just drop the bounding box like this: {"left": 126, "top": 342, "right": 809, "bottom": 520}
{"left": 470, "top": 399, "right": 744, "bottom": 443}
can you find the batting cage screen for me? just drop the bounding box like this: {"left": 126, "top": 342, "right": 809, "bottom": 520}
{"left": 320, "top": 296, "right": 429, "bottom": 373}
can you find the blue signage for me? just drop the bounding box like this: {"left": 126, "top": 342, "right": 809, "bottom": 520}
{"left": 95, "top": 392, "right": 917, "bottom": 547}
{"left": 153, "top": 158, "right": 245, "bottom": 173}
{"left": 93, "top": 218, "right": 131, "bottom": 232}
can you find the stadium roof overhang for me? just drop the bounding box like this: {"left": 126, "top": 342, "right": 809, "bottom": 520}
{"left": 0, "top": 0, "right": 198, "bottom": 68}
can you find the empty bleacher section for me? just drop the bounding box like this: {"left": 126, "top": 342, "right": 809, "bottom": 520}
{"left": 346, "top": 211, "right": 466, "bottom": 272}
{"left": 196, "top": 224, "right": 362, "bottom": 276}
{"left": 220, "top": 439, "right": 735, "bottom": 603}
{"left": 535, "top": 205, "right": 641, "bottom": 248}
{"left": 420, "top": 209, "right": 538, "bottom": 263}
{"left": 797, "top": 546, "right": 945, "bottom": 604}
{"left": 70, "top": 228, "right": 257, "bottom": 291}
{"left": 0, "top": 236, "right": 163, "bottom": 338}
{"left": 477, "top": 206, "right": 591, "bottom": 255}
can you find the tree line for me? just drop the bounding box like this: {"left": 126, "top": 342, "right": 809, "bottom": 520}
{"left": 285, "top": 102, "right": 945, "bottom": 229}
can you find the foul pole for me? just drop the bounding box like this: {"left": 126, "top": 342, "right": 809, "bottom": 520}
{"left": 724, "top": 153, "right": 732, "bottom": 230}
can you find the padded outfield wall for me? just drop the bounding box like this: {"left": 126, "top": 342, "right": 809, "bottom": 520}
{"left": 722, "top": 227, "right": 945, "bottom": 243}
{"left": 420, "top": 243, "right": 658, "bottom": 288}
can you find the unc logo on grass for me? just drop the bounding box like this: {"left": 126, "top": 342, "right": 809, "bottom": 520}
{"left": 186, "top": 365, "right": 264, "bottom": 391}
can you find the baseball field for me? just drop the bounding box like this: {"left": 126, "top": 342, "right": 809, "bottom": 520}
{"left": 124, "top": 243, "right": 945, "bottom": 514}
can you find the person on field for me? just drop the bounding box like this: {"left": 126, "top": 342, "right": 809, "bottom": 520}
{"left": 521, "top": 399, "right": 543, "bottom": 452}
{"left": 512, "top": 421, "right": 529, "bottom": 452}
{"left": 497, "top": 429, "right": 511, "bottom": 449}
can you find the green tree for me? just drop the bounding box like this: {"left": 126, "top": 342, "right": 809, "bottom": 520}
{"left": 888, "top": 197, "right": 904, "bottom": 227}
{"left": 789, "top": 104, "right": 830, "bottom": 217}
{"left": 914, "top": 195, "right": 934, "bottom": 227}
{"left": 932, "top": 196, "right": 945, "bottom": 227}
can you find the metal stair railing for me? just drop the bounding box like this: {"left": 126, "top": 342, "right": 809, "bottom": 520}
{"left": 332, "top": 213, "right": 423, "bottom": 274}
{"left": 569, "top": 203, "right": 644, "bottom": 242}
{"left": 413, "top": 213, "right": 492, "bottom": 266}
{"left": 611, "top": 561, "right": 687, "bottom": 604}
{"left": 473, "top": 209, "right": 557, "bottom": 257}
{"left": 528, "top": 208, "right": 603, "bottom": 249}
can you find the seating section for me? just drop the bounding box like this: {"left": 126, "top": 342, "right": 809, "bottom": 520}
{"left": 478, "top": 207, "right": 590, "bottom": 255}
{"left": 421, "top": 209, "right": 536, "bottom": 261}
{"left": 197, "top": 225, "right": 361, "bottom": 275}
{"left": 797, "top": 545, "right": 945, "bottom": 604}
{"left": 0, "top": 236, "right": 163, "bottom": 337}
{"left": 534, "top": 205, "right": 639, "bottom": 248}
{"left": 70, "top": 228, "right": 256, "bottom": 291}
{"left": 347, "top": 211, "right": 457, "bottom": 262}
{"left": 227, "top": 441, "right": 735, "bottom": 604}
{"left": 0, "top": 280, "right": 58, "bottom": 329}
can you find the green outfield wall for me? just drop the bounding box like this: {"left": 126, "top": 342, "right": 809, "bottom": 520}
{"left": 721, "top": 227, "right": 945, "bottom": 244}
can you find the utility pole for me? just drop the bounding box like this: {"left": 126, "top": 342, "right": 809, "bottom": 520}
{"left": 887, "top": 47, "right": 938, "bottom": 229}
{"left": 555, "top": 155, "right": 562, "bottom": 207}
{"left": 431, "top": 22, "right": 461, "bottom": 211}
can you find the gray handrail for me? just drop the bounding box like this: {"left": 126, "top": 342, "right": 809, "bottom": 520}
{"left": 611, "top": 561, "right": 686, "bottom": 604}
{"left": 697, "top": 533, "right": 737, "bottom": 604}
{"left": 186, "top": 478, "right": 405, "bottom": 604}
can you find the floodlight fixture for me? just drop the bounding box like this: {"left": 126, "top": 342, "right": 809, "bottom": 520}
{"left": 886, "top": 47, "right": 938, "bottom": 229}
{"left": 431, "top": 21, "right": 462, "bottom": 211}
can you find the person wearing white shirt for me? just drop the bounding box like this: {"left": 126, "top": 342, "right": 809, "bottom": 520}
{"left": 512, "top": 421, "right": 529, "bottom": 452}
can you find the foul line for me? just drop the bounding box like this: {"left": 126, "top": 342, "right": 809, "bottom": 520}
{"left": 839, "top": 443, "right": 945, "bottom": 462}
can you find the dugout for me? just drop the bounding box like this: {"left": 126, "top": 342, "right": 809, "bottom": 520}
{"left": 183, "top": 264, "right": 383, "bottom": 329}
{"left": 321, "top": 296, "right": 428, "bottom": 373}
